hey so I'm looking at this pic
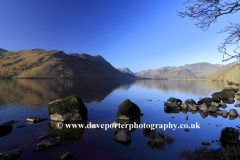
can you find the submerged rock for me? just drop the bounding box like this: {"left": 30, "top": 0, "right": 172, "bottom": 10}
{"left": 0, "top": 149, "right": 22, "bottom": 160}
{"left": 58, "top": 150, "right": 73, "bottom": 160}
{"left": 26, "top": 117, "right": 48, "bottom": 123}
{"left": 48, "top": 121, "right": 86, "bottom": 143}
{"left": 17, "top": 124, "right": 26, "bottom": 128}
{"left": 114, "top": 130, "right": 131, "bottom": 146}
{"left": 216, "top": 110, "right": 228, "bottom": 115}
{"left": 0, "top": 124, "right": 13, "bottom": 138}
{"left": 117, "top": 99, "right": 141, "bottom": 120}
{"left": 3, "top": 120, "right": 19, "bottom": 125}
{"left": 48, "top": 95, "right": 88, "bottom": 122}
{"left": 34, "top": 138, "right": 62, "bottom": 152}
{"left": 143, "top": 123, "right": 156, "bottom": 138}
{"left": 200, "top": 111, "right": 208, "bottom": 119}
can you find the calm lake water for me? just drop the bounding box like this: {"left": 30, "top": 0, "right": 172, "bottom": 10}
{"left": 0, "top": 79, "right": 240, "bottom": 160}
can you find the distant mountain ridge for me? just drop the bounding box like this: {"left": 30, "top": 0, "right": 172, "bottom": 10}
{"left": 0, "top": 48, "right": 137, "bottom": 79}
{"left": 135, "top": 62, "right": 237, "bottom": 79}
{"left": 117, "top": 67, "right": 134, "bottom": 74}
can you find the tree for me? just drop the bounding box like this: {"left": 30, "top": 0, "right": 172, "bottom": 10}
{"left": 177, "top": 0, "right": 240, "bottom": 62}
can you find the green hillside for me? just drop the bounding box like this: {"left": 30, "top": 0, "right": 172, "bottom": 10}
{"left": 0, "top": 48, "right": 137, "bottom": 79}
{"left": 208, "top": 63, "right": 240, "bottom": 83}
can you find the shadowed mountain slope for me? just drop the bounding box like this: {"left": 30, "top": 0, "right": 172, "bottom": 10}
{"left": 0, "top": 49, "right": 137, "bottom": 79}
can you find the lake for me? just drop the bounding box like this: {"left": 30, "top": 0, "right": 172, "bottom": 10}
{"left": 0, "top": 79, "right": 239, "bottom": 160}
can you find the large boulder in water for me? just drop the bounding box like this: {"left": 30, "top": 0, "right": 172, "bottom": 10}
{"left": 117, "top": 99, "right": 141, "bottom": 120}
{"left": 47, "top": 95, "right": 88, "bottom": 122}
{"left": 221, "top": 87, "right": 239, "bottom": 93}
{"left": 222, "top": 92, "right": 235, "bottom": 101}
{"left": 184, "top": 99, "right": 197, "bottom": 106}
{"left": 211, "top": 92, "right": 223, "bottom": 102}
{"left": 197, "top": 98, "right": 214, "bottom": 107}
{"left": 167, "top": 97, "right": 182, "bottom": 105}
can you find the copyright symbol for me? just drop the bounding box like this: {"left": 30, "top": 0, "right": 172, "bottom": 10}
{"left": 56, "top": 122, "right": 63, "bottom": 129}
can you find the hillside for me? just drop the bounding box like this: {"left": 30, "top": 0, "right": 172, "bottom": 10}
{"left": 208, "top": 62, "right": 240, "bottom": 83}
{"left": 135, "top": 62, "right": 224, "bottom": 79}
{"left": 0, "top": 49, "right": 137, "bottom": 79}
{"left": 117, "top": 67, "right": 134, "bottom": 74}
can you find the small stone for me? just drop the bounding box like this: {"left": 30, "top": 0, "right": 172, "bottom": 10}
{"left": 58, "top": 150, "right": 73, "bottom": 160}
{"left": 185, "top": 115, "right": 188, "bottom": 120}
{"left": 147, "top": 99, "right": 152, "bottom": 102}
{"left": 215, "top": 140, "right": 219, "bottom": 142}
{"left": 202, "top": 140, "right": 210, "bottom": 145}
{"left": 17, "top": 124, "right": 26, "bottom": 128}
{"left": 216, "top": 125, "right": 218, "bottom": 127}
{"left": 131, "top": 101, "right": 135, "bottom": 103}
{"left": 26, "top": 117, "right": 48, "bottom": 123}
{"left": 38, "top": 133, "right": 50, "bottom": 139}
{"left": 140, "top": 113, "right": 144, "bottom": 116}
{"left": 212, "top": 140, "right": 214, "bottom": 143}
{"left": 91, "top": 124, "right": 99, "bottom": 131}
{"left": 184, "top": 128, "right": 189, "bottom": 132}
{"left": 33, "top": 138, "right": 62, "bottom": 152}
{"left": 171, "top": 117, "right": 175, "bottom": 119}
{"left": 111, "top": 122, "right": 119, "bottom": 130}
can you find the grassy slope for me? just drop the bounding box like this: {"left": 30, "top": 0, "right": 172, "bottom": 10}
{"left": 0, "top": 49, "right": 136, "bottom": 79}
{"left": 208, "top": 63, "right": 240, "bottom": 82}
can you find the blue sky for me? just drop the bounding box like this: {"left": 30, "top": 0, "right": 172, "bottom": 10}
{"left": 0, "top": 0, "right": 239, "bottom": 72}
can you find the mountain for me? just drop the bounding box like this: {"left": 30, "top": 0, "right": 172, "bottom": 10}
{"left": 208, "top": 60, "right": 240, "bottom": 82}
{"left": 0, "top": 48, "right": 8, "bottom": 53}
{"left": 117, "top": 67, "right": 134, "bottom": 74}
{"left": 135, "top": 62, "right": 226, "bottom": 79}
{"left": 0, "top": 48, "right": 137, "bottom": 79}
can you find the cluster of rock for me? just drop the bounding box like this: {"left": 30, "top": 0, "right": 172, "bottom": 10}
{"left": 164, "top": 87, "right": 240, "bottom": 119}
{"left": 227, "top": 81, "right": 240, "bottom": 86}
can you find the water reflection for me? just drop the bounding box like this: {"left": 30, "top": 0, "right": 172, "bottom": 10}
{"left": 113, "top": 118, "right": 140, "bottom": 146}
{"left": 0, "top": 79, "right": 135, "bottom": 108}
{"left": 48, "top": 120, "right": 87, "bottom": 143}
{"left": 134, "top": 80, "right": 228, "bottom": 95}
